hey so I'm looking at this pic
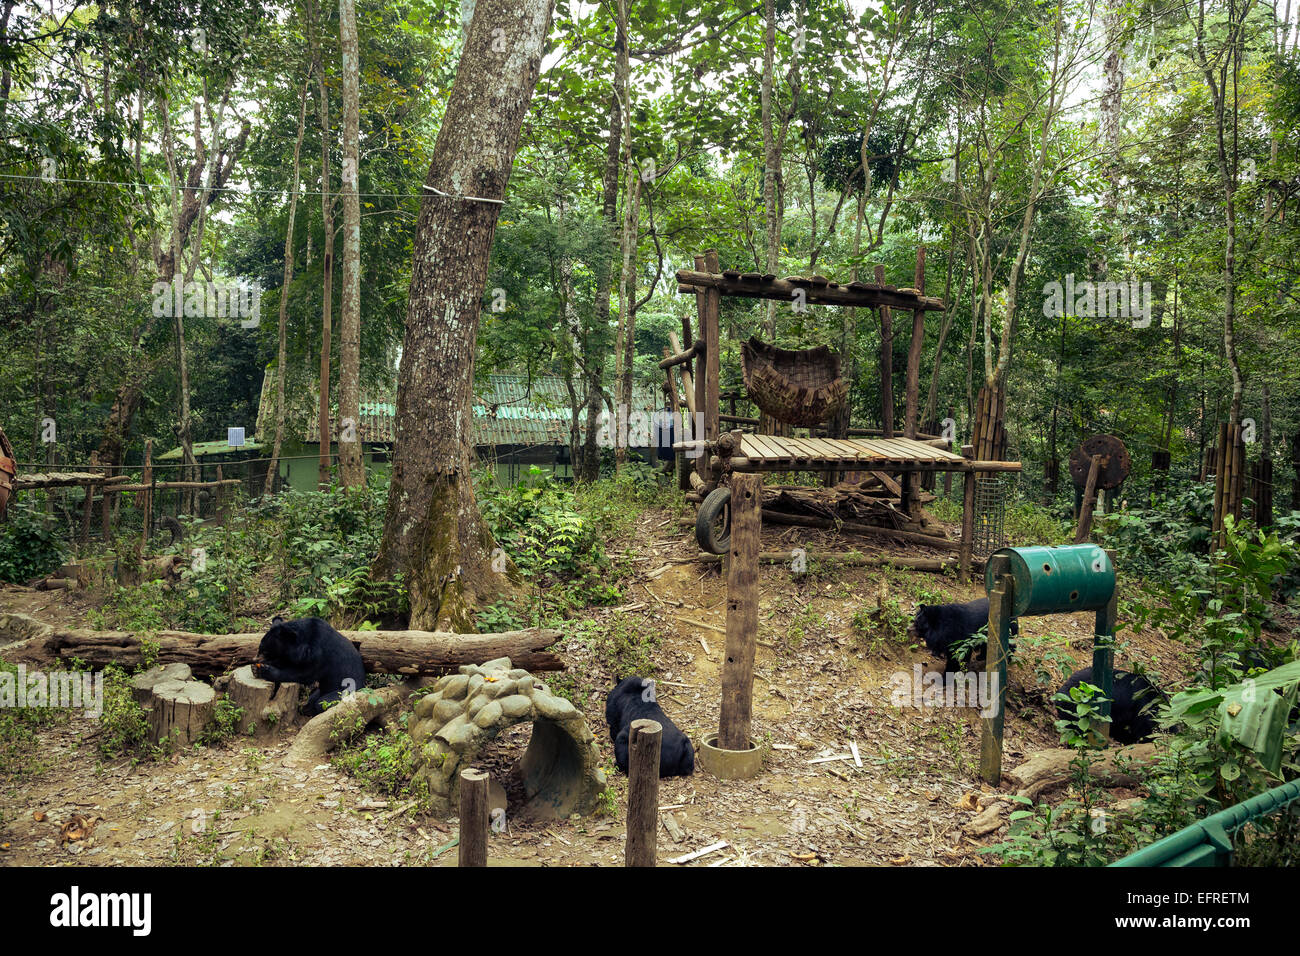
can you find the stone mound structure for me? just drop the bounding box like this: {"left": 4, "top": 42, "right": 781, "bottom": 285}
{"left": 409, "top": 657, "right": 607, "bottom": 818}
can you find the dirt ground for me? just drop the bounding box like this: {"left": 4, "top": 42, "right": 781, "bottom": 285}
{"left": 0, "top": 508, "right": 1205, "bottom": 867}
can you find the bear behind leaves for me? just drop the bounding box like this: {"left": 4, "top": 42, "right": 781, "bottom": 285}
{"left": 910, "top": 598, "right": 1018, "bottom": 673}
{"left": 1056, "top": 666, "right": 1169, "bottom": 745}
{"left": 605, "top": 676, "right": 694, "bottom": 778}
{"left": 254, "top": 616, "right": 367, "bottom": 716}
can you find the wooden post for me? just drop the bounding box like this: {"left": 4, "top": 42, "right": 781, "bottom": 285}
{"left": 1092, "top": 550, "right": 1119, "bottom": 741}
{"left": 667, "top": 333, "right": 696, "bottom": 415}
{"left": 625, "top": 718, "right": 662, "bottom": 867}
{"left": 457, "top": 768, "right": 490, "bottom": 867}
{"left": 942, "top": 405, "right": 955, "bottom": 497}
{"left": 140, "top": 440, "right": 153, "bottom": 550}
{"left": 703, "top": 249, "right": 721, "bottom": 462}
{"left": 958, "top": 444, "right": 976, "bottom": 579}
{"left": 1073, "top": 453, "right": 1104, "bottom": 544}
{"left": 903, "top": 248, "right": 926, "bottom": 438}
{"left": 902, "top": 248, "right": 926, "bottom": 519}
{"left": 100, "top": 463, "right": 113, "bottom": 540}
{"left": 720, "top": 473, "right": 762, "bottom": 751}
{"left": 693, "top": 255, "right": 709, "bottom": 485}
{"left": 79, "top": 477, "right": 97, "bottom": 546}
{"left": 875, "top": 263, "right": 893, "bottom": 438}
{"left": 979, "top": 554, "right": 1015, "bottom": 785}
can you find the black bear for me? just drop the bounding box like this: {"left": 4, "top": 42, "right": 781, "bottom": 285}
{"left": 605, "top": 676, "right": 694, "bottom": 778}
{"left": 910, "top": 598, "right": 1017, "bottom": 673}
{"left": 253, "top": 616, "right": 367, "bottom": 716}
{"left": 1055, "top": 666, "right": 1169, "bottom": 745}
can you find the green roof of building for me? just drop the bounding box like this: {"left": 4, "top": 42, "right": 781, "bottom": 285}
{"left": 157, "top": 439, "right": 264, "bottom": 461}
{"left": 295, "top": 373, "right": 662, "bottom": 448}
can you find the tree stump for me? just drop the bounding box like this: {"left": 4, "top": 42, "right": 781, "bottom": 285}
{"left": 131, "top": 663, "right": 193, "bottom": 707}
{"left": 148, "top": 679, "right": 215, "bottom": 748}
{"left": 225, "top": 665, "right": 302, "bottom": 739}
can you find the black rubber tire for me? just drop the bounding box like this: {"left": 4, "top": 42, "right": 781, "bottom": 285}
{"left": 154, "top": 516, "right": 183, "bottom": 548}
{"left": 695, "top": 486, "right": 733, "bottom": 555}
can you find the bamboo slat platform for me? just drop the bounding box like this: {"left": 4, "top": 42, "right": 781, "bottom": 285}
{"left": 718, "top": 434, "right": 1020, "bottom": 473}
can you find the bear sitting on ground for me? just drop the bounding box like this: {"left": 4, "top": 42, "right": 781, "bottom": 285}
{"left": 910, "top": 598, "right": 1018, "bottom": 673}
{"left": 253, "top": 616, "right": 366, "bottom": 716}
{"left": 605, "top": 676, "right": 694, "bottom": 777}
{"left": 1055, "top": 666, "right": 1169, "bottom": 745}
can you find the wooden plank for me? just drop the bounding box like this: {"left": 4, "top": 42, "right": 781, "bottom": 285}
{"left": 781, "top": 436, "right": 825, "bottom": 462}
{"left": 674, "top": 270, "right": 946, "bottom": 311}
{"left": 753, "top": 434, "right": 787, "bottom": 463}
{"left": 753, "top": 435, "right": 787, "bottom": 462}
{"left": 779, "top": 436, "right": 813, "bottom": 464}
{"left": 869, "top": 471, "right": 903, "bottom": 496}
{"left": 822, "top": 438, "right": 864, "bottom": 461}
{"left": 761, "top": 435, "right": 796, "bottom": 464}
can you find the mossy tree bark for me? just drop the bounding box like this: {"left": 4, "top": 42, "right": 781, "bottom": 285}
{"left": 337, "top": 0, "right": 364, "bottom": 488}
{"left": 372, "top": 0, "right": 553, "bottom": 630}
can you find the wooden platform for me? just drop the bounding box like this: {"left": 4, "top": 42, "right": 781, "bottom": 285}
{"left": 728, "top": 435, "right": 1019, "bottom": 473}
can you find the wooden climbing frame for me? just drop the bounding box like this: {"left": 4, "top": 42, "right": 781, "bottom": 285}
{"left": 663, "top": 248, "right": 1022, "bottom": 573}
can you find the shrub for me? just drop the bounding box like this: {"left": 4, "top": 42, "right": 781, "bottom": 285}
{"left": 0, "top": 501, "right": 66, "bottom": 583}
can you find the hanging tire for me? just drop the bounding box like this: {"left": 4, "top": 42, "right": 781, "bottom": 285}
{"left": 154, "top": 516, "right": 183, "bottom": 548}
{"left": 695, "top": 487, "right": 732, "bottom": 555}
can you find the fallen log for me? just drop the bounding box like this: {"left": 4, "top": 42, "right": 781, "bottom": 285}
{"left": 283, "top": 681, "right": 418, "bottom": 768}
{"left": 0, "top": 614, "right": 565, "bottom": 677}
{"left": 1005, "top": 743, "right": 1159, "bottom": 801}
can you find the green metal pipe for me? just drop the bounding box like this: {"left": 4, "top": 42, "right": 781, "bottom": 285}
{"left": 1112, "top": 777, "right": 1300, "bottom": 867}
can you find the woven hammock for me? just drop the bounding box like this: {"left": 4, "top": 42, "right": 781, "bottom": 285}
{"left": 740, "top": 337, "right": 848, "bottom": 428}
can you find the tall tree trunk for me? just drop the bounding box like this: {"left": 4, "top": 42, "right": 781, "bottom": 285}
{"left": 613, "top": 0, "right": 638, "bottom": 469}
{"left": 1190, "top": 0, "right": 1255, "bottom": 424}
{"left": 760, "top": 0, "right": 778, "bottom": 338}
{"left": 922, "top": 226, "right": 962, "bottom": 431}
{"left": 1100, "top": 0, "right": 1124, "bottom": 221}
{"left": 337, "top": 0, "right": 364, "bottom": 487}
{"left": 992, "top": 0, "right": 1066, "bottom": 390}
{"left": 372, "top": 0, "right": 553, "bottom": 630}
{"left": 311, "top": 0, "right": 336, "bottom": 490}
{"left": 267, "top": 78, "right": 312, "bottom": 495}
{"left": 578, "top": 89, "right": 624, "bottom": 482}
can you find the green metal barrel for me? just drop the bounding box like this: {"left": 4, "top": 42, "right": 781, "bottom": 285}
{"left": 984, "top": 544, "right": 1115, "bottom": 617}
